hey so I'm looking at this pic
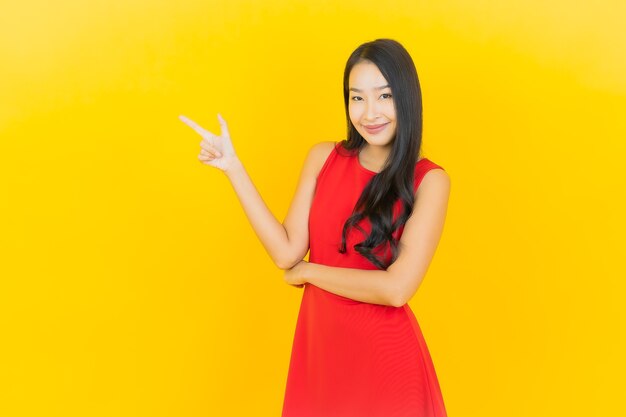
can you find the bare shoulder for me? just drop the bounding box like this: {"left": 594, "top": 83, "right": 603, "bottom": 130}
{"left": 416, "top": 168, "right": 451, "bottom": 197}
{"left": 308, "top": 141, "right": 337, "bottom": 175}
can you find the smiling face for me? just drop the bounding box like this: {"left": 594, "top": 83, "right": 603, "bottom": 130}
{"left": 348, "top": 60, "right": 397, "bottom": 148}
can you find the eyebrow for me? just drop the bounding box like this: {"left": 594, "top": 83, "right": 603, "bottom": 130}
{"left": 349, "top": 84, "right": 390, "bottom": 93}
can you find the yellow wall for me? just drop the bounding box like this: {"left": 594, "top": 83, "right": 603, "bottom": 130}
{"left": 1, "top": 1, "right": 624, "bottom": 416}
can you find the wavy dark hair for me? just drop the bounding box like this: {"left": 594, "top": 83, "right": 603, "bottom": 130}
{"left": 337, "top": 38, "right": 424, "bottom": 270}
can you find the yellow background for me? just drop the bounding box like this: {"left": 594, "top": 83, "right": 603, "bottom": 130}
{"left": 1, "top": 0, "right": 624, "bottom": 416}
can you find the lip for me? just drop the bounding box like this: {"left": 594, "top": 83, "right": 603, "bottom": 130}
{"left": 363, "top": 122, "right": 389, "bottom": 134}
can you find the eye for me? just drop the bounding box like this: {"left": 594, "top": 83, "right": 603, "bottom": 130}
{"left": 350, "top": 94, "right": 391, "bottom": 101}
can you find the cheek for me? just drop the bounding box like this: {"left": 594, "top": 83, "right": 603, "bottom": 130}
{"left": 348, "top": 106, "right": 360, "bottom": 123}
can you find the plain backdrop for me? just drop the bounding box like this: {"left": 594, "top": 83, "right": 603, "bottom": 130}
{"left": 1, "top": 0, "right": 625, "bottom": 416}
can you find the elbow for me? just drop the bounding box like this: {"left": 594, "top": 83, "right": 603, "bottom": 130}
{"left": 276, "top": 256, "right": 298, "bottom": 270}
{"left": 275, "top": 259, "right": 289, "bottom": 270}
{"left": 391, "top": 285, "right": 423, "bottom": 307}
{"left": 276, "top": 247, "right": 308, "bottom": 270}
{"left": 387, "top": 286, "right": 406, "bottom": 307}
{"left": 388, "top": 279, "right": 413, "bottom": 308}
{"left": 388, "top": 272, "right": 424, "bottom": 307}
{"left": 389, "top": 293, "right": 407, "bottom": 308}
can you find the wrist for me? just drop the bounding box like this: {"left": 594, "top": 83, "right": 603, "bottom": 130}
{"left": 224, "top": 157, "right": 243, "bottom": 177}
{"left": 304, "top": 261, "right": 314, "bottom": 283}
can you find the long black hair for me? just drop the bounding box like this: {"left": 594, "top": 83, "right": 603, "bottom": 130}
{"left": 337, "top": 38, "right": 424, "bottom": 270}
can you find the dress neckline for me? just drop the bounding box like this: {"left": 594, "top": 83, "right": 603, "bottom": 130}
{"left": 355, "top": 152, "right": 427, "bottom": 175}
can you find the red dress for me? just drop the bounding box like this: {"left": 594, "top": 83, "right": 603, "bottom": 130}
{"left": 281, "top": 142, "right": 448, "bottom": 417}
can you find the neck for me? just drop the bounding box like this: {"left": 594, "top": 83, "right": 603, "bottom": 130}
{"left": 362, "top": 143, "right": 391, "bottom": 163}
{"left": 359, "top": 143, "right": 392, "bottom": 172}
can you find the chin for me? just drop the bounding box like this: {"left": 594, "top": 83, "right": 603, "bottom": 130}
{"left": 362, "top": 135, "right": 393, "bottom": 146}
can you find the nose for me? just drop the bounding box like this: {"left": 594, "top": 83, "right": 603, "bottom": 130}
{"left": 365, "top": 98, "right": 382, "bottom": 121}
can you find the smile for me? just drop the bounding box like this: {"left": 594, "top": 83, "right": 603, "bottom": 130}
{"left": 363, "top": 123, "right": 389, "bottom": 134}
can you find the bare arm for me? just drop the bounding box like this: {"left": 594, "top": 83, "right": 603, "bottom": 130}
{"left": 179, "top": 113, "right": 334, "bottom": 271}
{"left": 225, "top": 141, "right": 335, "bottom": 270}
{"left": 223, "top": 158, "right": 293, "bottom": 269}
{"left": 305, "top": 263, "right": 394, "bottom": 306}
{"left": 290, "top": 168, "right": 451, "bottom": 306}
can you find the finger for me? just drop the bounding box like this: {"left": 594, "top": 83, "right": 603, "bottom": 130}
{"left": 179, "top": 115, "right": 211, "bottom": 137}
{"left": 201, "top": 147, "right": 221, "bottom": 158}
{"left": 217, "top": 113, "right": 230, "bottom": 138}
{"left": 198, "top": 153, "right": 215, "bottom": 162}
{"left": 200, "top": 143, "right": 222, "bottom": 157}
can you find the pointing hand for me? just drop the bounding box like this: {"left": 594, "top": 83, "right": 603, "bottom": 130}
{"left": 179, "top": 113, "right": 238, "bottom": 173}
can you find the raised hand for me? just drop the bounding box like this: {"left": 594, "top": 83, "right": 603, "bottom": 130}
{"left": 179, "top": 113, "right": 238, "bottom": 172}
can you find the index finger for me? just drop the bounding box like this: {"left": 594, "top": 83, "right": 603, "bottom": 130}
{"left": 179, "top": 115, "right": 210, "bottom": 137}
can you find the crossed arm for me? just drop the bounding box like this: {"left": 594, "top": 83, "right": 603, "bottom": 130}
{"left": 292, "top": 262, "right": 394, "bottom": 306}
{"left": 223, "top": 143, "right": 450, "bottom": 308}
{"left": 286, "top": 168, "right": 451, "bottom": 307}
{"left": 181, "top": 113, "right": 450, "bottom": 308}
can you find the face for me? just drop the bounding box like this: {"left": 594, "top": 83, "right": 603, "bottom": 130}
{"left": 348, "top": 60, "right": 397, "bottom": 147}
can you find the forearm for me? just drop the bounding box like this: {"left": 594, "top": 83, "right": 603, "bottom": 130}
{"left": 224, "top": 158, "right": 292, "bottom": 268}
{"left": 305, "top": 262, "right": 399, "bottom": 307}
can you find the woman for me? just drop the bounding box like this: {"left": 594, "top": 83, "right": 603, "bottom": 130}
{"left": 180, "top": 38, "right": 450, "bottom": 417}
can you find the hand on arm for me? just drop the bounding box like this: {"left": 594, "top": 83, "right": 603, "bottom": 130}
{"left": 284, "top": 260, "right": 394, "bottom": 306}
{"left": 285, "top": 168, "right": 451, "bottom": 306}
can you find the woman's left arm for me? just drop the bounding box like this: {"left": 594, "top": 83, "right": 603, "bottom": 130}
{"left": 285, "top": 169, "right": 451, "bottom": 307}
{"left": 286, "top": 261, "right": 393, "bottom": 305}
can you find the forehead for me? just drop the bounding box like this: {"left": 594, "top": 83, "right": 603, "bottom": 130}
{"left": 349, "top": 61, "right": 389, "bottom": 89}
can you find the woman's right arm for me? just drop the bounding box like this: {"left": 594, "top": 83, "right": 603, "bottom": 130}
{"left": 223, "top": 157, "right": 296, "bottom": 269}
{"left": 179, "top": 113, "right": 333, "bottom": 270}
{"left": 224, "top": 141, "right": 334, "bottom": 270}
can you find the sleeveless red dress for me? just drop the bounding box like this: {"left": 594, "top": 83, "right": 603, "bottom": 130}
{"left": 281, "top": 141, "right": 448, "bottom": 417}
